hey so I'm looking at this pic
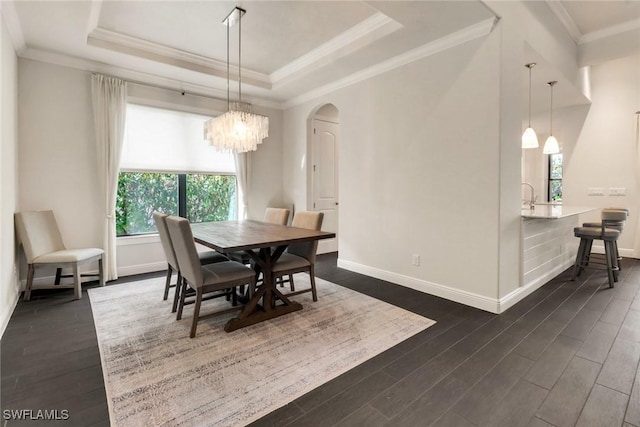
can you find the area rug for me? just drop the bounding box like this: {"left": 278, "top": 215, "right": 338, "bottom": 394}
{"left": 89, "top": 274, "right": 435, "bottom": 427}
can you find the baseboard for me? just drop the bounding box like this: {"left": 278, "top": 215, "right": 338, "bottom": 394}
{"left": 337, "top": 257, "right": 576, "bottom": 315}
{"left": 117, "top": 261, "right": 167, "bottom": 277}
{"left": 590, "top": 245, "right": 638, "bottom": 259}
{"left": 0, "top": 283, "right": 20, "bottom": 338}
{"left": 337, "top": 258, "right": 501, "bottom": 313}
{"left": 498, "top": 258, "right": 575, "bottom": 313}
{"left": 19, "top": 262, "right": 167, "bottom": 287}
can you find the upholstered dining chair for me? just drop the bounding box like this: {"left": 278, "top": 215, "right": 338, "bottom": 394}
{"left": 227, "top": 207, "right": 291, "bottom": 265}
{"left": 271, "top": 211, "right": 324, "bottom": 301}
{"left": 153, "top": 212, "right": 228, "bottom": 313}
{"left": 165, "top": 215, "right": 256, "bottom": 338}
{"left": 14, "top": 210, "right": 104, "bottom": 301}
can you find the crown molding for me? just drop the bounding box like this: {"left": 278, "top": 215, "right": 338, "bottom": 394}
{"left": 86, "top": 0, "right": 103, "bottom": 35}
{"left": 545, "top": 0, "right": 582, "bottom": 43}
{"left": 270, "top": 12, "right": 402, "bottom": 86}
{"left": 0, "top": 0, "right": 26, "bottom": 53}
{"left": 19, "top": 46, "right": 284, "bottom": 110}
{"left": 579, "top": 18, "right": 640, "bottom": 45}
{"left": 284, "top": 17, "right": 498, "bottom": 109}
{"left": 87, "top": 27, "right": 272, "bottom": 90}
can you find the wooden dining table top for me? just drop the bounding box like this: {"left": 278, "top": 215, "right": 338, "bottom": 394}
{"left": 191, "top": 220, "right": 335, "bottom": 253}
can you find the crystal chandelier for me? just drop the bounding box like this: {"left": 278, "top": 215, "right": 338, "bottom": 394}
{"left": 204, "top": 7, "right": 269, "bottom": 153}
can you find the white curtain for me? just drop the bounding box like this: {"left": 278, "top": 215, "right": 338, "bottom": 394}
{"left": 91, "top": 75, "right": 127, "bottom": 281}
{"left": 234, "top": 152, "right": 252, "bottom": 219}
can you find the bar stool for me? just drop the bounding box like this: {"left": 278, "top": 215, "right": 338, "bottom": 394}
{"left": 582, "top": 208, "right": 628, "bottom": 273}
{"left": 572, "top": 224, "right": 620, "bottom": 288}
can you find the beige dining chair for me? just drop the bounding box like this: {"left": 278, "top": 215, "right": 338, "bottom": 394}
{"left": 227, "top": 207, "right": 291, "bottom": 265}
{"left": 272, "top": 211, "right": 324, "bottom": 301}
{"left": 153, "top": 212, "right": 228, "bottom": 313}
{"left": 165, "top": 215, "right": 256, "bottom": 338}
{"left": 14, "top": 210, "right": 104, "bottom": 300}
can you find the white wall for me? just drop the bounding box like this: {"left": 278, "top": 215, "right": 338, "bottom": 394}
{"left": 282, "top": 1, "right": 585, "bottom": 313}
{"left": 284, "top": 33, "right": 504, "bottom": 309}
{"left": 0, "top": 13, "right": 20, "bottom": 336}
{"left": 563, "top": 53, "right": 640, "bottom": 258}
{"left": 17, "top": 58, "right": 284, "bottom": 279}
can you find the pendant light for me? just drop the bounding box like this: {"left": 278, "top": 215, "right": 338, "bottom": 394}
{"left": 204, "top": 6, "right": 269, "bottom": 153}
{"left": 543, "top": 81, "right": 560, "bottom": 154}
{"left": 522, "top": 63, "right": 539, "bottom": 149}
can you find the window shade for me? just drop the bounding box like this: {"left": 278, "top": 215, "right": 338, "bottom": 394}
{"left": 120, "top": 104, "right": 235, "bottom": 174}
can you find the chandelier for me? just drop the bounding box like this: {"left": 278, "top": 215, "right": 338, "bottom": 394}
{"left": 204, "top": 6, "right": 269, "bottom": 153}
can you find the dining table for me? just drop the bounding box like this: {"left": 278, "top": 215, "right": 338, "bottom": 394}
{"left": 191, "top": 219, "right": 335, "bottom": 332}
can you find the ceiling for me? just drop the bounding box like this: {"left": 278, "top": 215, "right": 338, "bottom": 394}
{"left": 2, "top": 1, "right": 639, "bottom": 108}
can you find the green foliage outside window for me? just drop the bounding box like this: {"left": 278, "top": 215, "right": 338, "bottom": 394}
{"left": 116, "top": 172, "right": 236, "bottom": 236}
{"left": 549, "top": 153, "right": 563, "bottom": 202}
{"left": 186, "top": 174, "right": 237, "bottom": 223}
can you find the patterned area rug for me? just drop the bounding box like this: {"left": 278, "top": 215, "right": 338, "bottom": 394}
{"left": 89, "top": 274, "right": 435, "bottom": 427}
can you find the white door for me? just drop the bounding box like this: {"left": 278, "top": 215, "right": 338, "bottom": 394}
{"left": 312, "top": 119, "right": 339, "bottom": 254}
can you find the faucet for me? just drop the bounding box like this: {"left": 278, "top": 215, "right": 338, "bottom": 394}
{"left": 522, "top": 182, "right": 537, "bottom": 209}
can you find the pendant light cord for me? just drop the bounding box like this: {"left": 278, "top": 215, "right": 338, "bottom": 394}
{"left": 226, "top": 20, "right": 230, "bottom": 112}
{"left": 528, "top": 66, "right": 532, "bottom": 127}
{"left": 549, "top": 84, "right": 553, "bottom": 135}
{"left": 238, "top": 14, "right": 242, "bottom": 103}
{"left": 548, "top": 82, "right": 555, "bottom": 136}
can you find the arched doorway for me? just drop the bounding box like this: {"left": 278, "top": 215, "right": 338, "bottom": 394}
{"left": 308, "top": 104, "right": 339, "bottom": 254}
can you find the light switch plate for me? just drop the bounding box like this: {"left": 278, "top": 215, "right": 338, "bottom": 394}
{"left": 609, "top": 187, "right": 626, "bottom": 196}
{"left": 587, "top": 187, "right": 604, "bottom": 196}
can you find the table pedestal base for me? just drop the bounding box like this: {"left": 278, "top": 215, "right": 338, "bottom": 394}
{"left": 224, "top": 302, "right": 302, "bottom": 332}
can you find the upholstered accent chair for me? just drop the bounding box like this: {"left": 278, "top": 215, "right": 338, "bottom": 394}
{"left": 14, "top": 210, "right": 104, "bottom": 300}
{"left": 165, "top": 216, "right": 256, "bottom": 338}
{"left": 153, "top": 212, "right": 228, "bottom": 312}
{"left": 272, "top": 211, "right": 324, "bottom": 301}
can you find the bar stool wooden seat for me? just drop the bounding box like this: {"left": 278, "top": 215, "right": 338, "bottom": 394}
{"left": 572, "top": 225, "right": 620, "bottom": 288}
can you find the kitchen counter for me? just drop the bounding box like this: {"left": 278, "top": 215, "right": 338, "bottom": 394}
{"left": 519, "top": 205, "right": 599, "bottom": 305}
{"left": 521, "top": 205, "right": 599, "bottom": 219}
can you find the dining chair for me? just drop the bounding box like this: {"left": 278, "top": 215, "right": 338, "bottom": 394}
{"left": 271, "top": 211, "right": 324, "bottom": 301}
{"left": 165, "top": 216, "right": 256, "bottom": 338}
{"left": 227, "top": 207, "right": 291, "bottom": 265}
{"left": 153, "top": 212, "right": 228, "bottom": 313}
{"left": 14, "top": 210, "right": 105, "bottom": 301}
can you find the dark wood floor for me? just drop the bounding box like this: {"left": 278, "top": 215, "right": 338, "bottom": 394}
{"left": 2, "top": 254, "right": 639, "bottom": 426}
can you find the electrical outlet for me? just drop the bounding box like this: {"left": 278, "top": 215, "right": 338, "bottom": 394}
{"left": 609, "top": 187, "right": 626, "bottom": 196}
{"left": 412, "top": 254, "right": 420, "bottom": 266}
{"left": 587, "top": 187, "right": 604, "bottom": 196}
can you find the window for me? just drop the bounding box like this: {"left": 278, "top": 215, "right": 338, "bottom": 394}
{"left": 116, "top": 104, "right": 237, "bottom": 236}
{"left": 548, "top": 153, "right": 563, "bottom": 202}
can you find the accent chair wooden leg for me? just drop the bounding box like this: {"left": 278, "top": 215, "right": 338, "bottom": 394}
{"left": 24, "top": 264, "right": 35, "bottom": 301}
{"left": 163, "top": 264, "right": 172, "bottom": 301}
{"left": 309, "top": 266, "right": 317, "bottom": 302}
{"left": 176, "top": 277, "right": 188, "bottom": 320}
{"left": 98, "top": 257, "right": 105, "bottom": 286}
{"left": 54, "top": 268, "right": 62, "bottom": 285}
{"left": 231, "top": 287, "right": 238, "bottom": 306}
{"left": 289, "top": 274, "right": 295, "bottom": 291}
{"left": 172, "top": 271, "right": 182, "bottom": 313}
{"left": 190, "top": 289, "right": 203, "bottom": 338}
{"left": 73, "top": 263, "right": 82, "bottom": 300}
